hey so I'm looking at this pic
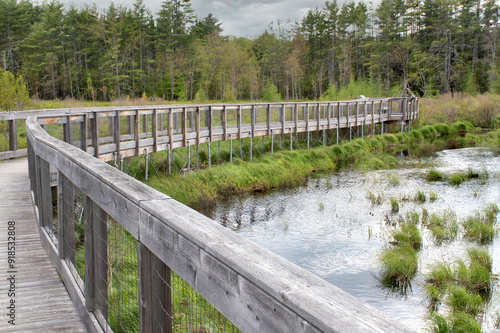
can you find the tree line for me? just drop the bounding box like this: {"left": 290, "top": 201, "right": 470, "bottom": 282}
{"left": 0, "top": 0, "right": 499, "bottom": 103}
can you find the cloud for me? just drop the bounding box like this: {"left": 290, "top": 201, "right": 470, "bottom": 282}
{"left": 191, "top": 0, "right": 326, "bottom": 37}
{"left": 60, "top": 0, "right": 328, "bottom": 37}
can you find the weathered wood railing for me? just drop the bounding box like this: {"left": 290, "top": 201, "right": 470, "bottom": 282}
{"left": 3, "top": 97, "right": 418, "bottom": 161}
{"left": 24, "top": 98, "right": 418, "bottom": 333}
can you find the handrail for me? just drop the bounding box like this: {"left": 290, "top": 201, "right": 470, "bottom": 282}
{"left": 4, "top": 98, "right": 419, "bottom": 161}
{"left": 25, "top": 101, "right": 417, "bottom": 332}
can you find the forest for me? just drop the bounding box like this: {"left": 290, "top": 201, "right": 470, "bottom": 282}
{"left": 0, "top": 0, "right": 499, "bottom": 103}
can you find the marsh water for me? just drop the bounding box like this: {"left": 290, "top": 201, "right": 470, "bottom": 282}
{"left": 202, "top": 147, "right": 500, "bottom": 332}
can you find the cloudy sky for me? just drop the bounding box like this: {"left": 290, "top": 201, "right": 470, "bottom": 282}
{"left": 61, "top": 0, "right": 329, "bottom": 38}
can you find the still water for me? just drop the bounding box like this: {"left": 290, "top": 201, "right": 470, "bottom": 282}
{"left": 204, "top": 148, "right": 500, "bottom": 332}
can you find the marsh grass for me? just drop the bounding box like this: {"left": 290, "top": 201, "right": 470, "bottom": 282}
{"left": 427, "top": 169, "right": 444, "bottom": 182}
{"left": 429, "top": 191, "right": 438, "bottom": 202}
{"left": 366, "top": 190, "right": 384, "bottom": 206}
{"left": 462, "top": 204, "right": 498, "bottom": 244}
{"left": 425, "top": 246, "right": 495, "bottom": 331}
{"left": 448, "top": 173, "right": 467, "bottom": 186}
{"left": 390, "top": 198, "right": 399, "bottom": 214}
{"left": 391, "top": 223, "right": 422, "bottom": 250}
{"left": 425, "top": 210, "right": 459, "bottom": 244}
{"left": 414, "top": 190, "right": 427, "bottom": 203}
{"left": 378, "top": 244, "right": 418, "bottom": 285}
{"left": 388, "top": 174, "right": 401, "bottom": 187}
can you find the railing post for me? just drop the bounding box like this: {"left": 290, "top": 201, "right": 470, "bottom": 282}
{"left": 115, "top": 111, "right": 121, "bottom": 157}
{"left": 281, "top": 103, "right": 285, "bottom": 135}
{"left": 63, "top": 116, "right": 73, "bottom": 145}
{"left": 168, "top": 109, "right": 173, "bottom": 150}
{"left": 237, "top": 105, "right": 242, "bottom": 140}
{"left": 209, "top": 106, "right": 213, "bottom": 143}
{"left": 182, "top": 107, "right": 187, "bottom": 147}
{"left": 153, "top": 109, "right": 158, "bottom": 153}
{"left": 84, "top": 195, "right": 95, "bottom": 312}
{"left": 81, "top": 114, "right": 88, "bottom": 152}
{"left": 251, "top": 105, "right": 255, "bottom": 138}
{"left": 266, "top": 104, "right": 271, "bottom": 136}
{"left": 8, "top": 119, "right": 17, "bottom": 155}
{"left": 84, "top": 197, "right": 108, "bottom": 326}
{"left": 91, "top": 113, "right": 99, "bottom": 158}
{"left": 138, "top": 242, "right": 172, "bottom": 333}
{"left": 58, "top": 171, "right": 75, "bottom": 262}
{"left": 222, "top": 105, "right": 227, "bottom": 141}
{"left": 196, "top": 107, "right": 201, "bottom": 146}
{"left": 135, "top": 110, "right": 140, "bottom": 156}
{"left": 38, "top": 157, "right": 52, "bottom": 229}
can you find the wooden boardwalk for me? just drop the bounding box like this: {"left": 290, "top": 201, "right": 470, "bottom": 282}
{"left": 0, "top": 158, "right": 87, "bottom": 332}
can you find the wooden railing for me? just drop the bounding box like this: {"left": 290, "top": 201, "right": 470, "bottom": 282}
{"left": 24, "top": 98, "right": 418, "bottom": 333}
{"left": 3, "top": 97, "right": 418, "bottom": 161}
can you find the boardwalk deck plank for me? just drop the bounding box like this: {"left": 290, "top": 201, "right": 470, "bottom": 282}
{"left": 0, "top": 158, "right": 87, "bottom": 333}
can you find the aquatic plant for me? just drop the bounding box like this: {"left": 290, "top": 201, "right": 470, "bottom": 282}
{"left": 405, "top": 211, "right": 420, "bottom": 225}
{"left": 390, "top": 198, "right": 399, "bottom": 214}
{"left": 426, "top": 169, "right": 443, "bottom": 182}
{"left": 429, "top": 191, "right": 438, "bottom": 202}
{"left": 378, "top": 245, "right": 418, "bottom": 284}
{"left": 387, "top": 174, "right": 400, "bottom": 187}
{"left": 425, "top": 210, "right": 458, "bottom": 244}
{"left": 424, "top": 246, "right": 494, "bottom": 331}
{"left": 366, "top": 190, "right": 384, "bottom": 206}
{"left": 391, "top": 223, "right": 422, "bottom": 250}
{"left": 429, "top": 312, "right": 481, "bottom": 333}
{"left": 414, "top": 190, "right": 427, "bottom": 203}
{"left": 448, "top": 172, "right": 466, "bottom": 186}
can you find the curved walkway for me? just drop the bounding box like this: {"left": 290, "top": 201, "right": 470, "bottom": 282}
{"left": 0, "top": 158, "right": 86, "bottom": 332}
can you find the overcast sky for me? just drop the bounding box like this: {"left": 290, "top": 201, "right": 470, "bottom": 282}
{"left": 61, "top": 0, "right": 330, "bottom": 38}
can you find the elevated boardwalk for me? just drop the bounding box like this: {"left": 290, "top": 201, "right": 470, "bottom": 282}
{"left": 0, "top": 98, "right": 418, "bottom": 333}
{"left": 0, "top": 158, "right": 86, "bottom": 332}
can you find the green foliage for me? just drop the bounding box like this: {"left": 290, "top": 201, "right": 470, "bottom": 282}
{"left": 462, "top": 204, "right": 498, "bottom": 245}
{"left": 378, "top": 245, "right": 418, "bottom": 284}
{"left": 390, "top": 198, "right": 399, "bottom": 214}
{"left": 0, "top": 70, "right": 29, "bottom": 111}
{"left": 425, "top": 210, "right": 458, "bottom": 244}
{"left": 261, "top": 79, "right": 281, "bottom": 102}
{"left": 448, "top": 173, "right": 466, "bottom": 186}
{"left": 366, "top": 190, "right": 384, "bottom": 206}
{"left": 414, "top": 190, "right": 426, "bottom": 203}
{"left": 391, "top": 223, "right": 422, "bottom": 250}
